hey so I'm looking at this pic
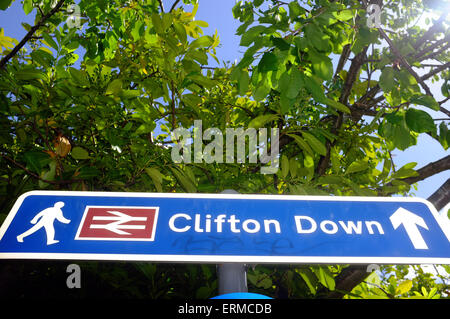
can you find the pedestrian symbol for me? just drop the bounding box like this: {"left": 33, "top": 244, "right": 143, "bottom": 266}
{"left": 16, "top": 201, "right": 71, "bottom": 245}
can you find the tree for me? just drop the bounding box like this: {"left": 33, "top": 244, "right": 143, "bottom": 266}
{"left": 0, "top": 0, "right": 449, "bottom": 298}
{"left": 229, "top": 0, "right": 450, "bottom": 298}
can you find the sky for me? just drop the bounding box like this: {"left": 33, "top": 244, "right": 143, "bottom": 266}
{"left": 0, "top": 0, "right": 449, "bottom": 207}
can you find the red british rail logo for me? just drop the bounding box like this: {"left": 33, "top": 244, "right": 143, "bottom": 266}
{"left": 75, "top": 206, "right": 159, "bottom": 241}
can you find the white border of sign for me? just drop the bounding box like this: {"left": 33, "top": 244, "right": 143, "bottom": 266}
{"left": 1, "top": 190, "right": 449, "bottom": 265}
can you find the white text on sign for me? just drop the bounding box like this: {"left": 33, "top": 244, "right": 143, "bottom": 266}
{"left": 168, "top": 213, "right": 385, "bottom": 235}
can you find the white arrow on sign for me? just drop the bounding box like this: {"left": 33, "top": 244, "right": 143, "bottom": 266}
{"left": 390, "top": 207, "right": 429, "bottom": 250}
{"left": 90, "top": 211, "right": 147, "bottom": 235}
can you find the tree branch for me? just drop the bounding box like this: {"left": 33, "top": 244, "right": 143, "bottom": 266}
{"left": 317, "top": 47, "right": 369, "bottom": 176}
{"left": 355, "top": 84, "right": 381, "bottom": 108}
{"left": 0, "top": 153, "right": 82, "bottom": 185}
{"left": 334, "top": 44, "right": 351, "bottom": 79}
{"left": 439, "top": 106, "right": 450, "bottom": 118}
{"left": 413, "top": 12, "right": 448, "bottom": 50}
{"left": 0, "top": 0, "right": 66, "bottom": 69}
{"left": 324, "top": 265, "right": 368, "bottom": 299}
{"left": 157, "top": 0, "right": 165, "bottom": 12}
{"left": 418, "top": 42, "right": 450, "bottom": 62}
{"left": 414, "top": 34, "right": 450, "bottom": 60}
{"left": 427, "top": 178, "right": 450, "bottom": 211}
{"left": 339, "top": 49, "right": 368, "bottom": 105}
{"left": 170, "top": 0, "right": 182, "bottom": 12}
{"left": 439, "top": 97, "right": 450, "bottom": 106}
{"left": 420, "top": 61, "right": 450, "bottom": 82}
{"left": 377, "top": 27, "right": 433, "bottom": 96}
{"left": 400, "top": 154, "right": 450, "bottom": 186}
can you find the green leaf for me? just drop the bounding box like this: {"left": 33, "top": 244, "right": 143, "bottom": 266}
{"left": 39, "top": 161, "right": 56, "bottom": 188}
{"left": 190, "top": 36, "right": 213, "bottom": 49}
{"left": 106, "top": 79, "right": 123, "bottom": 95}
{"left": 151, "top": 13, "right": 164, "bottom": 34}
{"left": 238, "top": 69, "right": 249, "bottom": 95}
{"left": 182, "top": 93, "right": 202, "bottom": 107}
{"left": 396, "top": 280, "right": 412, "bottom": 295}
{"left": 23, "top": 0, "right": 33, "bottom": 15}
{"left": 79, "top": 166, "right": 100, "bottom": 179}
{"left": 391, "top": 124, "right": 414, "bottom": 150}
{"left": 345, "top": 160, "right": 369, "bottom": 174}
{"left": 392, "top": 169, "right": 418, "bottom": 180}
{"left": 240, "top": 25, "right": 266, "bottom": 46}
{"left": 297, "top": 268, "right": 317, "bottom": 294}
{"left": 379, "top": 158, "right": 391, "bottom": 180}
{"left": 310, "top": 53, "right": 333, "bottom": 81}
{"left": 287, "top": 133, "right": 314, "bottom": 156}
{"left": 280, "top": 94, "right": 295, "bottom": 114}
{"left": 272, "top": 37, "right": 290, "bottom": 51}
{"left": 302, "top": 131, "right": 327, "bottom": 156}
{"left": 333, "top": 9, "right": 354, "bottom": 20}
{"left": 325, "top": 98, "right": 351, "bottom": 114}
{"left": 258, "top": 52, "right": 278, "bottom": 73}
{"left": 352, "top": 27, "right": 378, "bottom": 54}
{"left": 162, "top": 13, "right": 173, "bottom": 31}
{"left": 379, "top": 67, "right": 396, "bottom": 92}
{"left": 392, "top": 162, "right": 418, "bottom": 179}
{"left": 281, "top": 155, "right": 289, "bottom": 178}
{"left": 439, "top": 122, "right": 449, "bottom": 149}
{"left": 253, "top": 80, "right": 270, "bottom": 101}
{"left": 248, "top": 272, "right": 272, "bottom": 289}
{"left": 186, "top": 49, "right": 208, "bottom": 65}
{"left": 379, "top": 120, "right": 415, "bottom": 151}
{"left": 248, "top": 114, "right": 279, "bottom": 129}
{"left": 386, "top": 112, "right": 404, "bottom": 125}
{"left": 30, "top": 49, "right": 54, "bottom": 67}
{"left": 42, "top": 33, "right": 58, "bottom": 51}
{"left": 405, "top": 108, "right": 435, "bottom": 133}
{"left": 317, "top": 175, "right": 344, "bottom": 185}
{"left": 304, "top": 76, "right": 325, "bottom": 102}
{"left": 71, "top": 146, "right": 90, "bottom": 160}
{"left": 170, "top": 166, "right": 197, "bottom": 193}
{"left": 398, "top": 162, "right": 417, "bottom": 170}
{"left": 145, "top": 167, "right": 164, "bottom": 192}
{"left": 131, "top": 20, "right": 144, "bottom": 41}
{"left": 23, "top": 151, "right": 51, "bottom": 173}
{"left": 285, "top": 68, "right": 305, "bottom": 99}
{"left": 289, "top": 1, "right": 305, "bottom": 19}
{"left": 397, "top": 69, "right": 417, "bottom": 87}
{"left": 15, "top": 68, "right": 47, "bottom": 80}
{"left": 312, "top": 266, "right": 335, "bottom": 291}
{"left": 121, "top": 90, "right": 141, "bottom": 99}
{"left": 189, "top": 74, "right": 215, "bottom": 89}
{"left": 289, "top": 157, "right": 298, "bottom": 177}
{"left": 173, "top": 22, "right": 187, "bottom": 44}
{"left": 69, "top": 67, "right": 90, "bottom": 87}
{"left": 305, "top": 24, "right": 330, "bottom": 52}
{"left": 0, "top": 0, "right": 13, "bottom": 10}
{"left": 193, "top": 19, "right": 208, "bottom": 28}
{"left": 410, "top": 95, "right": 440, "bottom": 111}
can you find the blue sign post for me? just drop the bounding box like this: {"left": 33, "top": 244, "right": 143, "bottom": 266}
{"left": 0, "top": 191, "right": 449, "bottom": 264}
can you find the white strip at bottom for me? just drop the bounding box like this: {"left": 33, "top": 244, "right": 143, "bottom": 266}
{"left": 0, "top": 252, "right": 449, "bottom": 265}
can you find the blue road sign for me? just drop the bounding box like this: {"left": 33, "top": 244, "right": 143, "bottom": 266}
{"left": 0, "top": 191, "right": 449, "bottom": 264}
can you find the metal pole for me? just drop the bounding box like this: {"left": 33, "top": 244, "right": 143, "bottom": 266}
{"left": 217, "top": 189, "right": 248, "bottom": 295}
{"left": 217, "top": 263, "right": 248, "bottom": 295}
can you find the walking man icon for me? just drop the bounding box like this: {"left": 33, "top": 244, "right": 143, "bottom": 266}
{"left": 17, "top": 201, "right": 71, "bottom": 245}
